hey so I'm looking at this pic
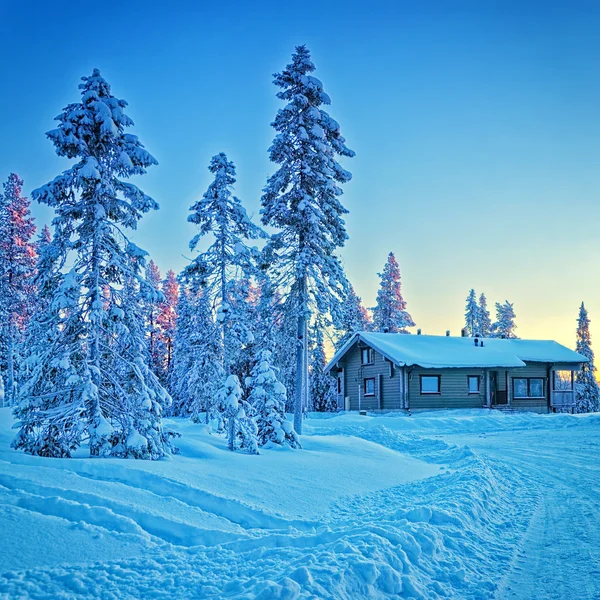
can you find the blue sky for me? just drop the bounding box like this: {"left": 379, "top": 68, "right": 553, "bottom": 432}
{"left": 1, "top": 0, "right": 600, "bottom": 347}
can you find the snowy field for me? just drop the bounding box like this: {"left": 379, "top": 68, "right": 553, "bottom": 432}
{"left": 0, "top": 408, "right": 598, "bottom": 599}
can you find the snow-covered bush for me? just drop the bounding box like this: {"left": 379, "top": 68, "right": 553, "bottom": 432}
{"left": 247, "top": 350, "right": 300, "bottom": 448}
{"left": 218, "top": 375, "right": 258, "bottom": 454}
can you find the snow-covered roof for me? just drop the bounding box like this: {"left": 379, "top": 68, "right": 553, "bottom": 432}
{"left": 326, "top": 332, "right": 588, "bottom": 371}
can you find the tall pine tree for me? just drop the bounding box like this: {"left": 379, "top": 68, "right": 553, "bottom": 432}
{"left": 575, "top": 302, "right": 600, "bottom": 413}
{"left": 490, "top": 301, "right": 518, "bottom": 339}
{"left": 184, "top": 153, "right": 264, "bottom": 374}
{"left": 464, "top": 289, "right": 478, "bottom": 337}
{"left": 144, "top": 260, "right": 164, "bottom": 378}
{"left": 261, "top": 45, "right": 354, "bottom": 434}
{"left": 12, "top": 69, "right": 173, "bottom": 459}
{"left": 157, "top": 269, "right": 178, "bottom": 381}
{"left": 478, "top": 293, "right": 492, "bottom": 337}
{"left": 372, "top": 252, "right": 415, "bottom": 334}
{"left": 0, "top": 173, "right": 37, "bottom": 406}
{"left": 336, "top": 283, "right": 371, "bottom": 349}
{"left": 169, "top": 283, "right": 224, "bottom": 423}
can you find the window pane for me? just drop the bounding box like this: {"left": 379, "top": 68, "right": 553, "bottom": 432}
{"left": 361, "top": 349, "right": 373, "bottom": 364}
{"left": 514, "top": 379, "right": 528, "bottom": 397}
{"left": 365, "top": 378, "right": 375, "bottom": 395}
{"left": 530, "top": 379, "right": 544, "bottom": 397}
{"left": 468, "top": 377, "right": 479, "bottom": 393}
{"left": 554, "top": 371, "right": 573, "bottom": 391}
{"left": 421, "top": 376, "right": 439, "bottom": 393}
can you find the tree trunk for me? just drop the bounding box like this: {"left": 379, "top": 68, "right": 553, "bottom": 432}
{"left": 294, "top": 275, "right": 307, "bottom": 435}
{"left": 89, "top": 235, "right": 104, "bottom": 456}
{"left": 6, "top": 327, "right": 14, "bottom": 406}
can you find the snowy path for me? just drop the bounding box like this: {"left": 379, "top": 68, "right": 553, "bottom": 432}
{"left": 0, "top": 409, "right": 598, "bottom": 599}
{"left": 445, "top": 427, "right": 600, "bottom": 600}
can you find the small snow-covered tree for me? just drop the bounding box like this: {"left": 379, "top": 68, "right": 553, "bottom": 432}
{"left": 217, "top": 375, "right": 258, "bottom": 454}
{"left": 490, "top": 301, "right": 518, "bottom": 339}
{"left": 157, "top": 269, "right": 178, "bottom": 380}
{"left": 575, "top": 302, "right": 600, "bottom": 413}
{"left": 336, "top": 283, "right": 371, "bottom": 349}
{"left": 0, "top": 174, "right": 37, "bottom": 406}
{"left": 170, "top": 283, "right": 224, "bottom": 424}
{"left": 36, "top": 224, "right": 52, "bottom": 253}
{"left": 464, "top": 289, "right": 478, "bottom": 336}
{"left": 184, "top": 153, "right": 264, "bottom": 374}
{"left": 478, "top": 293, "right": 492, "bottom": 337}
{"left": 247, "top": 350, "right": 300, "bottom": 448}
{"left": 12, "top": 69, "right": 173, "bottom": 459}
{"left": 311, "top": 321, "right": 338, "bottom": 412}
{"left": 261, "top": 45, "right": 354, "bottom": 434}
{"left": 372, "top": 252, "right": 415, "bottom": 334}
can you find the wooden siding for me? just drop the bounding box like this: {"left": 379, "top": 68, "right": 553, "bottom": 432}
{"left": 334, "top": 340, "right": 403, "bottom": 411}
{"left": 508, "top": 362, "right": 549, "bottom": 410}
{"left": 408, "top": 368, "right": 487, "bottom": 409}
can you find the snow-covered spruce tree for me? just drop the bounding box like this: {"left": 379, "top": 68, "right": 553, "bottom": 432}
{"left": 490, "top": 301, "right": 518, "bottom": 339}
{"left": 477, "top": 293, "right": 492, "bottom": 338}
{"left": 372, "top": 252, "right": 415, "bottom": 334}
{"left": 261, "top": 45, "right": 354, "bottom": 434}
{"left": 113, "top": 268, "right": 178, "bottom": 459}
{"left": 169, "top": 283, "right": 224, "bottom": 423}
{"left": 0, "top": 174, "right": 37, "bottom": 406}
{"left": 225, "top": 277, "right": 260, "bottom": 384}
{"left": 464, "top": 289, "right": 478, "bottom": 337}
{"left": 36, "top": 224, "right": 52, "bottom": 253}
{"left": 252, "top": 271, "right": 284, "bottom": 355}
{"left": 156, "top": 269, "right": 178, "bottom": 381}
{"left": 310, "top": 320, "right": 338, "bottom": 412}
{"left": 184, "top": 153, "right": 264, "bottom": 375}
{"left": 217, "top": 375, "right": 258, "bottom": 454}
{"left": 575, "top": 302, "right": 600, "bottom": 413}
{"left": 335, "top": 283, "right": 371, "bottom": 350}
{"left": 144, "top": 260, "right": 165, "bottom": 379}
{"left": 12, "top": 69, "right": 174, "bottom": 459}
{"left": 247, "top": 349, "right": 300, "bottom": 448}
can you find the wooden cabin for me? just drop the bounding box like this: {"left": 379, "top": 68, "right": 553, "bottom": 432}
{"left": 325, "top": 333, "right": 587, "bottom": 413}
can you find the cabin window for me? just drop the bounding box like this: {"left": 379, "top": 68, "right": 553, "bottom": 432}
{"left": 420, "top": 375, "right": 440, "bottom": 394}
{"left": 337, "top": 376, "right": 342, "bottom": 394}
{"left": 513, "top": 378, "right": 544, "bottom": 398}
{"left": 361, "top": 348, "right": 374, "bottom": 365}
{"left": 468, "top": 376, "right": 480, "bottom": 394}
{"left": 364, "top": 377, "right": 375, "bottom": 396}
{"left": 553, "top": 370, "right": 574, "bottom": 391}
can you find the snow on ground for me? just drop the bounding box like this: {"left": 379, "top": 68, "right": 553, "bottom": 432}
{"left": 0, "top": 408, "right": 598, "bottom": 599}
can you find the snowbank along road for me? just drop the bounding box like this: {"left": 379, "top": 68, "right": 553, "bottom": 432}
{"left": 0, "top": 408, "right": 598, "bottom": 599}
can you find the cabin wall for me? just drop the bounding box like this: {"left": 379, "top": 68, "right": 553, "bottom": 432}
{"left": 335, "top": 342, "right": 403, "bottom": 411}
{"left": 508, "top": 362, "right": 549, "bottom": 410}
{"left": 408, "top": 367, "right": 487, "bottom": 409}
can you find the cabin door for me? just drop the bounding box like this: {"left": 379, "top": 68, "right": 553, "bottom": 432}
{"left": 337, "top": 370, "right": 345, "bottom": 411}
{"left": 490, "top": 371, "right": 498, "bottom": 406}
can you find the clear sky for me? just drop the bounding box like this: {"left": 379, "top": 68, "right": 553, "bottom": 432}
{"left": 1, "top": 0, "right": 599, "bottom": 349}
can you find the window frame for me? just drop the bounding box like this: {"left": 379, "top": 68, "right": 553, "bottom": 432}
{"left": 364, "top": 377, "right": 375, "bottom": 397}
{"left": 467, "top": 375, "right": 480, "bottom": 395}
{"left": 512, "top": 377, "right": 545, "bottom": 399}
{"left": 361, "top": 347, "right": 374, "bottom": 365}
{"left": 552, "top": 370, "right": 574, "bottom": 392}
{"left": 420, "top": 375, "right": 441, "bottom": 395}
